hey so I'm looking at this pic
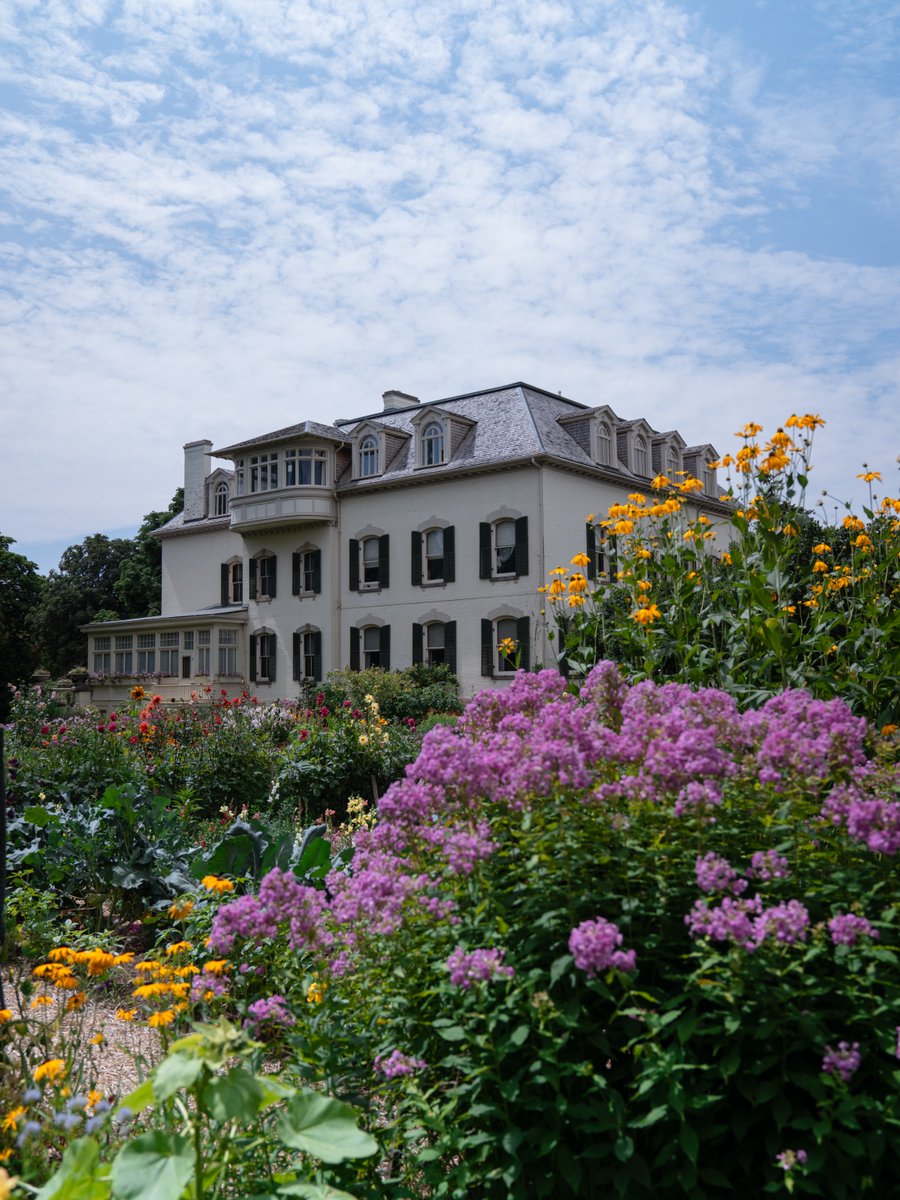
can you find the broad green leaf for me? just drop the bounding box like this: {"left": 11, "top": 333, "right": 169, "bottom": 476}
{"left": 257, "top": 1075, "right": 297, "bottom": 1109}
{"left": 23, "top": 804, "right": 57, "bottom": 827}
{"left": 152, "top": 1052, "right": 205, "bottom": 1102}
{"left": 117, "top": 1079, "right": 155, "bottom": 1117}
{"left": 276, "top": 1090, "right": 378, "bottom": 1163}
{"left": 110, "top": 1132, "right": 194, "bottom": 1200}
{"left": 202, "top": 1069, "right": 264, "bottom": 1123}
{"left": 35, "top": 1137, "right": 110, "bottom": 1200}
{"left": 679, "top": 1123, "right": 699, "bottom": 1164}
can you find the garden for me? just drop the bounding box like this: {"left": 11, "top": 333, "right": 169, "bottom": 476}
{"left": 1, "top": 415, "right": 898, "bottom": 1199}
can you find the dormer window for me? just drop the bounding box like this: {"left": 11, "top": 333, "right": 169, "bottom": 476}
{"left": 597, "top": 423, "right": 612, "bottom": 466}
{"left": 421, "top": 421, "right": 445, "bottom": 466}
{"left": 214, "top": 481, "right": 230, "bottom": 516}
{"left": 360, "top": 435, "right": 380, "bottom": 478}
{"left": 634, "top": 435, "right": 649, "bottom": 477}
{"left": 667, "top": 446, "right": 681, "bottom": 477}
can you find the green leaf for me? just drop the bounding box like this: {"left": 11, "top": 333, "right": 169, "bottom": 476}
{"left": 549, "top": 954, "right": 573, "bottom": 986}
{"left": 630, "top": 1105, "right": 668, "bottom": 1129}
{"left": 152, "top": 1051, "right": 205, "bottom": 1102}
{"left": 35, "top": 1137, "right": 109, "bottom": 1200}
{"left": 117, "top": 1080, "right": 155, "bottom": 1117}
{"left": 508, "top": 1024, "right": 529, "bottom": 1048}
{"left": 276, "top": 1090, "right": 378, "bottom": 1164}
{"left": 433, "top": 1024, "right": 467, "bottom": 1042}
{"left": 278, "top": 1185, "right": 360, "bottom": 1199}
{"left": 23, "top": 804, "right": 57, "bottom": 828}
{"left": 202, "top": 1069, "right": 264, "bottom": 1123}
{"left": 257, "top": 1075, "right": 297, "bottom": 1109}
{"left": 679, "top": 1123, "right": 699, "bottom": 1164}
{"left": 110, "top": 1132, "right": 195, "bottom": 1200}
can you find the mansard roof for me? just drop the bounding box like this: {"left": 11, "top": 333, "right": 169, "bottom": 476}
{"left": 214, "top": 420, "right": 346, "bottom": 457}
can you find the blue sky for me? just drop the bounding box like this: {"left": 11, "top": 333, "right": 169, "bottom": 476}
{"left": 1, "top": 0, "right": 897, "bottom": 575}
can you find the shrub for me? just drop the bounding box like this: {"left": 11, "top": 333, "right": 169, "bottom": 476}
{"left": 209, "top": 666, "right": 900, "bottom": 1198}
{"left": 547, "top": 416, "right": 899, "bottom": 725}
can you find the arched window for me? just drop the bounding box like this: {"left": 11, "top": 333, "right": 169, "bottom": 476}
{"left": 597, "top": 423, "right": 612, "bottom": 466}
{"left": 634, "top": 436, "right": 648, "bottom": 476}
{"left": 214, "top": 482, "right": 230, "bottom": 516}
{"left": 667, "top": 446, "right": 680, "bottom": 477}
{"left": 360, "top": 435, "right": 379, "bottom": 478}
{"left": 421, "top": 421, "right": 445, "bottom": 466}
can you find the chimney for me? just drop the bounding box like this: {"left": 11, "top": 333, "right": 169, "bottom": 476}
{"left": 183, "top": 439, "right": 213, "bottom": 521}
{"left": 382, "top": 389, "right": 419, "bottom": 412}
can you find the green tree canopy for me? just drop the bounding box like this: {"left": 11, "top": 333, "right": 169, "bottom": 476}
{"left": 28, "top": 489, "right": 184, "bottom": 676}
{"left": 0, "top": 535, "right": 45, "bottom": 721}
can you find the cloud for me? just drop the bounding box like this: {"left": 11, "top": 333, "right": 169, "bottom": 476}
{"left": 1, "top": 0, "right": 898, "bottom": 562}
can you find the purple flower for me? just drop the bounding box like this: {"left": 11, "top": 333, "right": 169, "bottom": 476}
{"left": 446, "top": 946, "right": 515, "bottom": 988}
{"left": 822, "top": 1041, "right": 861, "bottom": 1083}
{"left": 244, "top": 994, "right": 296, "bottom": 1032}
{"left": 686, "top": 895, "right": 763, "bottom": 951}
{"left": 755, "top": 900, "right": 810, "bottom": 946}
{"left": 828, "top": 912, "right": 879, "bottom": 947}
{"left": 569, "top": 917, "right": 637, "bottom": 975}
{"left": 776, "top": 1149, "right": 808, "bottom": 1171}
{"left": 748, "top": 849, "right": 790, "bottom": 882}
{"left": 374, "top": 1049, "right": 427, "bottom": 1079}
{"left": 695, "top": 852, "right": 747, "bottom": 895}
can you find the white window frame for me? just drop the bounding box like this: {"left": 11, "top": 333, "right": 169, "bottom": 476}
{"left": 424, "top": 527, "right": 444, "bottom": 582}
{"left": 361, "top": 537, "right": 380, "bottom": 589}
{"left": 425, "top": 621, "right": 446, "bottom": 666}
{"left": 218, "top": 628, "right": 238, "bottom": 676}
{"left": 597, "top": 422, "right": 612, "bottom": 466}
{"left": 634, "top": 435, "right": 648, "bottom": 477}
{"left": 359, "top": 435, "right": 380, "bottom": 478}
{"left": 214, "top": 482, "right": 230, "bottom": 516}
{"left": 493, "top": 519, "right": 517, "bottom": 577}
{"left": 421, "top": 421, "right": 445, "bottom": 467}
{"left": 362, "top": 625, "right": 382, "bottom": 669}
{"left": 495, "top": 617, "right": 519, "bottom": 675}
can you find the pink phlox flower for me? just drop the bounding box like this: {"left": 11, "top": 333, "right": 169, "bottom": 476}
{"left": 748, "top": 849, "right": 790, "bottom": 882}
{"left": 374, "top": 1049, "right": 426, "bottom": 1079}
{"left": 695, "top": 852, "right": 747, "bottom": 894}
{"left": 569, "top": 917, "right": 637, "bottom": 975}
{"left": 821, "top": 1041, "right": 861, "bottom": 1082}
{"left": 754, "top": 899, "right": 810, "bottom": 946}
{"left": 446, "top": 946, "right": 515, "bottom": 988}
{"left": 828, "top": 912, "right": 879, "bottom": 946}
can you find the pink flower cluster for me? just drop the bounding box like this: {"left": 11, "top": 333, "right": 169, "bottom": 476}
{"left": 244, "top": 994, "right": 296, "bottom": 1032}
{"left": 821, "top": 1041, "right": 861, "bottom": 1082}
{"left": 374, "top": 1049, "right": 427, "bottom": 1079}
{"left": 686, "top": 896, "right": 810, "bottom": 952}
{"left": 569, "top": 917, "right": 637, "bottom": 976}
{"left": 446, "top": 946, "right": 515, "bottom": 988}
{"left": 828, "top": 912, "right": 879, "bottom": 946}
{"left": 209, "top": 868, "right": 331, "bottom": 956}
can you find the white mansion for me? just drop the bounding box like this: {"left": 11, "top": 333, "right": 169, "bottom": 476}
{"left": 84, "top": 382, "right": 725, "bottom": 702}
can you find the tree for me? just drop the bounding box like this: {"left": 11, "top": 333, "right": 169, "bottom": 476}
{"left": 30, "top": 534, "right": 136, "bottom": 675}
{"left": 28, "top": 489, "right": 185, "bottom": 676}
{"left": 0, "top": 536, "right": 44, "bottom": 721}
{"left": 114, "top": 488, "right": 184, "bottom": 616}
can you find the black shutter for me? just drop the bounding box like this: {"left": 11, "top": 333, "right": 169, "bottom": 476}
{"left": 479, "top": 523, "right": 492, "bottom": 579}
{"left": 446, "top": 621, "right": 457, "bottom": 675}
{"left": 268, "top": 556, "right": 277, "bottom": 599}
{"left": 444, "top": 526, "right": 456, "bottom": 582}
{"left": 481, "top": 618, "right": 494, "bottom": 676}
{"left": 379, "top": 534, "right": 390, "bottom": 589}
{"left": 349, "top": 539, "right": 359, "bottom": 592}
{"left": 411, "top": 531, "right": 423, "bottom": 586}
{"left": 514, "top": 516, "right": 529, "bottom": 578}
{"left": 249, "top": 559, "right": 258, "bottom": 600}
{"left": 293, "top": 632, "right": 301, "bottom": 680}
{"left": 292, "top": 553, "right": 301, "bottom": 595}
{"left": 380, "top": 625, "right": 391, "bottom": 671}
{"left": 412, "top": 623, "right": 424, "bottom": 665}
{"left": 516, "top": 616, "right": 531, "bottom": 671}
{"left": 310, "top": 549, "right": 321, "bottom": 594}
{"left": 249, "top": 635, "right": 257, "bottom": 682}
{"left": 586, "top": 523, "right": 597, "bottom": 581}
{"left": 221, "top": 563, "right": 229, "bottom": 606}
{"left": 350, "top": 626, "right": 360, "bottom": 671}
{"left": 311, "top": 630, "right": 322, "bottom": 681}
{"left": 268, "top": 633, "right": 276, "bottom": 681}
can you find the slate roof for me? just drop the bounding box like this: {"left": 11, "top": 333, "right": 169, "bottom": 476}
{"left": 214, "top": 420, "right": 347, "bottom": 456}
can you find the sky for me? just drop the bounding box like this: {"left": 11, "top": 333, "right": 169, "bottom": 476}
{"left": 1, "top": 0, "right": 898, "bottom": 575}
